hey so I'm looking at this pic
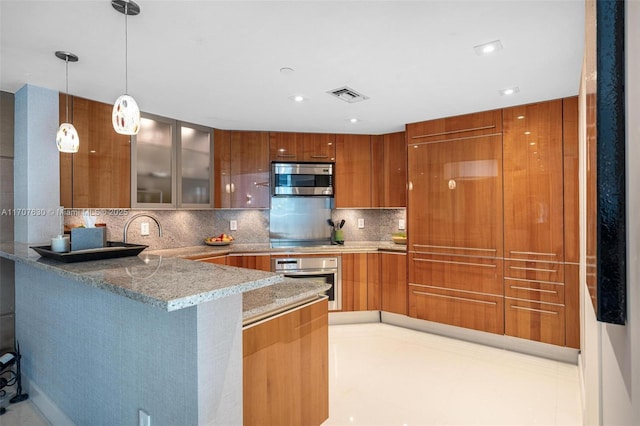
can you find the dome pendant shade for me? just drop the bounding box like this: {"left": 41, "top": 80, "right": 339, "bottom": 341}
{"left": 112, "top": 94, "right": 140, "bottom": 135}
{"left": 56, "top": 123, "right": 80, "bottom": 153}
{"left": 112, "top": 0, "right": 141, "bottom": 135}
{"left": 55, "top": 51, "right": 79, "bottom": 153}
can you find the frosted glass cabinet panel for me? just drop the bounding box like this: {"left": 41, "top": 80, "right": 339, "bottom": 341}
{"left": 132, "top": 114, "right": 176, "bottom": 207}
{"left": 179, "top": 123, "right": 213, "bottom": 207}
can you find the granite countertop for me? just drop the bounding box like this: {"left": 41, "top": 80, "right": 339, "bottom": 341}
{"left": 242, "top": 279, "right": 331, "bottom": 324}
{"left": 0, "top": 242, "right": 283, "bottom": 312}
{"left": 148, "top": 240, "right": 407, "bottom": 259}
{"left": 0, "top": 239, "right": 403, "bottom": 318}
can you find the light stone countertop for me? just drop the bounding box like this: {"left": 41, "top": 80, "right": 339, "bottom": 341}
{"left": 0, "top": 240, "right": 404, "bottom": 318}
{"left": 242, "top": 279, "right": 331, "bottom": 324}
{"left": 148, "top": 240, "right": 407, "bottom": 259}
{"left": 0, "top": 242, "right": 283, "bottom": 312}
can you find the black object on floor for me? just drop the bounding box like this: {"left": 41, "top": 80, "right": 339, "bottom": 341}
{"left": 9, "top": 341, "right": 28, "bottom": 404}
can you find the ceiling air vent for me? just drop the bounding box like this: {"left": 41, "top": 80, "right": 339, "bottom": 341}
{"left": 327, "top": 86, "right": 369, "bottom": 103}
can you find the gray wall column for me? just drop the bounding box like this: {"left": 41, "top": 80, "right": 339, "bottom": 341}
{"left": 14, "top": 84, "right": 61, "bottom": 244}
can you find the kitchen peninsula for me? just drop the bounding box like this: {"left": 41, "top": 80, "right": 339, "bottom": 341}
{"left": 0, "top": 242, "right": 329, "bottom": 425}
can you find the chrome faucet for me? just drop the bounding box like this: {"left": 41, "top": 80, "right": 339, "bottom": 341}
{"left": 123, "top": 213, "right": 163, "bottom": 243}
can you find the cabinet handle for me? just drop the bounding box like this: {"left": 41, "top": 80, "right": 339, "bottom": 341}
{"left": 413, "top": 258, "right": 496, "bottom": 268}
{"left": 254, "top": 181, "right": 269, "bottom": 187}
{"left": 505, "top": 277, "right": 564, "bottom": 286}
{"left": 413, "top": 244, "right": 496, "bottom": 252}
{"left": 310, "top": 155, "right": 329, "bottom": 158}
{"left": 509, "top": 285, "right": 558, "bottom": 295}
{"left": 412, "top": 290, "right": 497, "bottom": 306}
{"left": 509, "top": 266, "right": 557, "bottom": 273}
{"left": 509, "top": 251, "right": 557, "bottom": 257}
{"left": 410, "top": 132, "right": 502, "bottom": 146}
{"left": 510, "top": 305, "right": 558, "bottom": 315}
{"left": 411, "top": 125, "right": 496, "bottom": 140}
{"left": 277, "top": 154, "right": 296, "bottom": 158}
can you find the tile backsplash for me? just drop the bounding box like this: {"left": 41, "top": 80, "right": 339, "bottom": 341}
{"left": 64, "top": 208, "right": 405, "bottom": 250}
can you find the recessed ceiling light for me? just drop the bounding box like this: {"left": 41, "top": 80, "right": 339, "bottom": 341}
{"left": 280, "top": 67, "right": 294, "bottom": 75}
{"left": 474, "top": 40, "right": 503, "bottom": 56}
{"left": 349, "top": 118, "right": 359, "bottom": 123}
{"left": 289, "top": 95, "right": 306, "bottom": 102}
{"left": 499, "top": 86, "right": 520, "bottom": 96}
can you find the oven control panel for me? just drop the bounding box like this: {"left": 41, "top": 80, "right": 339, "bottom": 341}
{"left": 273, "top": 257, "right": 339, "bottom": 272}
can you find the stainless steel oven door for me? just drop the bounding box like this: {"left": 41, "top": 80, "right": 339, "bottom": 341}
{"left": 280, "top": 270, "right": 341, "bottom": 311}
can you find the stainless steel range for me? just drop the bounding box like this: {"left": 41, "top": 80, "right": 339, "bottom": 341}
{"left": 272, "top": 256, "right": 341, "bottom": 311}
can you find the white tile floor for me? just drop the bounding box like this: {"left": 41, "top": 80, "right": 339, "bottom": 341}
{"left": 0, "top": 400, "right": 49, "bottom": 426}
{"left": 324, "top": 323, "right": 583, "bottom": 426}
{"left": 0, "top": 323, "right": 583, "bottom": 426}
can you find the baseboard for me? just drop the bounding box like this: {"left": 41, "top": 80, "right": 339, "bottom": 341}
{"left": 366, "top": 311, "right": 580, "bottom": 364}
{"left": 578, "top": 353, "right": 587, "bottom": 425}
{"left": 329, "top": 310, "right": 381, "bottom": 325}
{"left": 24, "top": 376, "right": 74, "bottom": 426}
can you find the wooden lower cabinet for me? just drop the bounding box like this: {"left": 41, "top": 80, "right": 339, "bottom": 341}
{"left": 367, "top": 253, "right": 381, "bottom": 310}
{"left": 243, "top": 298, "right": 328, "bottom": 426}
{"left": 409, "top": 284, "right": 504, "bottom": 334}
{"left": 504, "top": 299, "right": 565, "bottom": 346}
{"left": 340, "top": 253, "right": 369, "bottom": 311}
{"left": 380, "top": 252, "right": 407, "bottom": 315}
{"left": 185, "top": 253, "right": 227, "bottom": 265}
{"left": 564, "top": 263, "right": 580, "bottom": 348}
{"left": 226, "top": 254, "right": 271, "bottom": 271}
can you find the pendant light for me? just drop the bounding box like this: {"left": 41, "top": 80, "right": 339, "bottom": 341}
{"left": 111, "top": 0, "right": 141, "bottom": 135}
{"left": 55, "top": 51, "right": 80, "bottom": 153}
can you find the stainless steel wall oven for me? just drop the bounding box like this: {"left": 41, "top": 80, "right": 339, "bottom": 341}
{"left": 272, "top": 256, "right": 341, "bottom": 311}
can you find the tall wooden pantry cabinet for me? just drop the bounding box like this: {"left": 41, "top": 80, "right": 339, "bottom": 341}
{"left": 405, "top": 97, "right": 579, "bottom": 348}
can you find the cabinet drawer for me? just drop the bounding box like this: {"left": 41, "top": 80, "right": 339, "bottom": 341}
{"left": 408, "top": 284, "right": 504, "bottom": 335}
{"left": 505, "top": 299, "right": 565, "bottom": 346}
{"left": 504, "top": 278, "right": 564, "bottom": 304}
{"left": 504, "top": 259, "right": 564, "bottom": 283}
{"left": 409, "top": 252, "right": 502, "bottom": 295}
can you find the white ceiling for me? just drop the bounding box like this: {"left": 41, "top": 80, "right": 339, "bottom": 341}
{"left": 0, "top": 0, "right": 584, "bottom": 135}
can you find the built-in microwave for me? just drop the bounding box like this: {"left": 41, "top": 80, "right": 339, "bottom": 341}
{"left": 271, "top": 162, "right": 333, "bottom": 196}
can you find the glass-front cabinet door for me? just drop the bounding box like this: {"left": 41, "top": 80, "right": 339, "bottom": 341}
{"left": 178, "top": 122, "right": 213, "bottom": 207}
{"left": 132, "top": 113, "right": 176, "bottom": 208}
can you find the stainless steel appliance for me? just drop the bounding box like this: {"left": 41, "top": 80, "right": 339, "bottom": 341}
{"left": 273, "top": 257, "right": 341, "bottom": 311}
{"left": 271, "top": 162, "right": 333, "bottom": 196}
{"left": 269, "top": 197, "right": 333, "bottom": 246}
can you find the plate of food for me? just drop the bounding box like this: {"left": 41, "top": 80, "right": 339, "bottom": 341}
{"left": 391, "top": 232, "right": 407, "bottom": 245}
{"left": 204, "top": 234, "right": 234, "bottom": 246}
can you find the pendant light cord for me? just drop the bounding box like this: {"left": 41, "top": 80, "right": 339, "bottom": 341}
{"left": 124, "top": 2, "right": 129, "bottom": 95}
{"left": 65, "top": 56, "right": 70, "bottom": 122}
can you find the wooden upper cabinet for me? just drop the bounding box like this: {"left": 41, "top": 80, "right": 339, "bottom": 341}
{"left": 301, "top": 133, "right": 335, "bottom": 162}
{"left": 269, "top": 132, "right": 335, "bottom": 162}
{"left": 372, "top": 132, "right": 406, "bottom": 208}
{"left": 503, "top": 99, "right": 564, "bottom": 262}
{"left": 59, "top": 95, "right": 131, "bottom": 208}
{"left": 215, "top": 129, "right": 269, "bottom": 209}
{"left": 214, "top": 129, "right": 232, "bottom": 208}
{"left": 229, "top": 131, "right": 270, "bottom": 209}
{"left": 269, "top": 132, "right": 300, "bottom": 161}
{"left": 335, "top": 134, "right": 372, "bottom": 208}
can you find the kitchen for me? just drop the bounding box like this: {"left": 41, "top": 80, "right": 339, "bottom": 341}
{"left": 2, "top": 2, "right": 635, "bottom": 426}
